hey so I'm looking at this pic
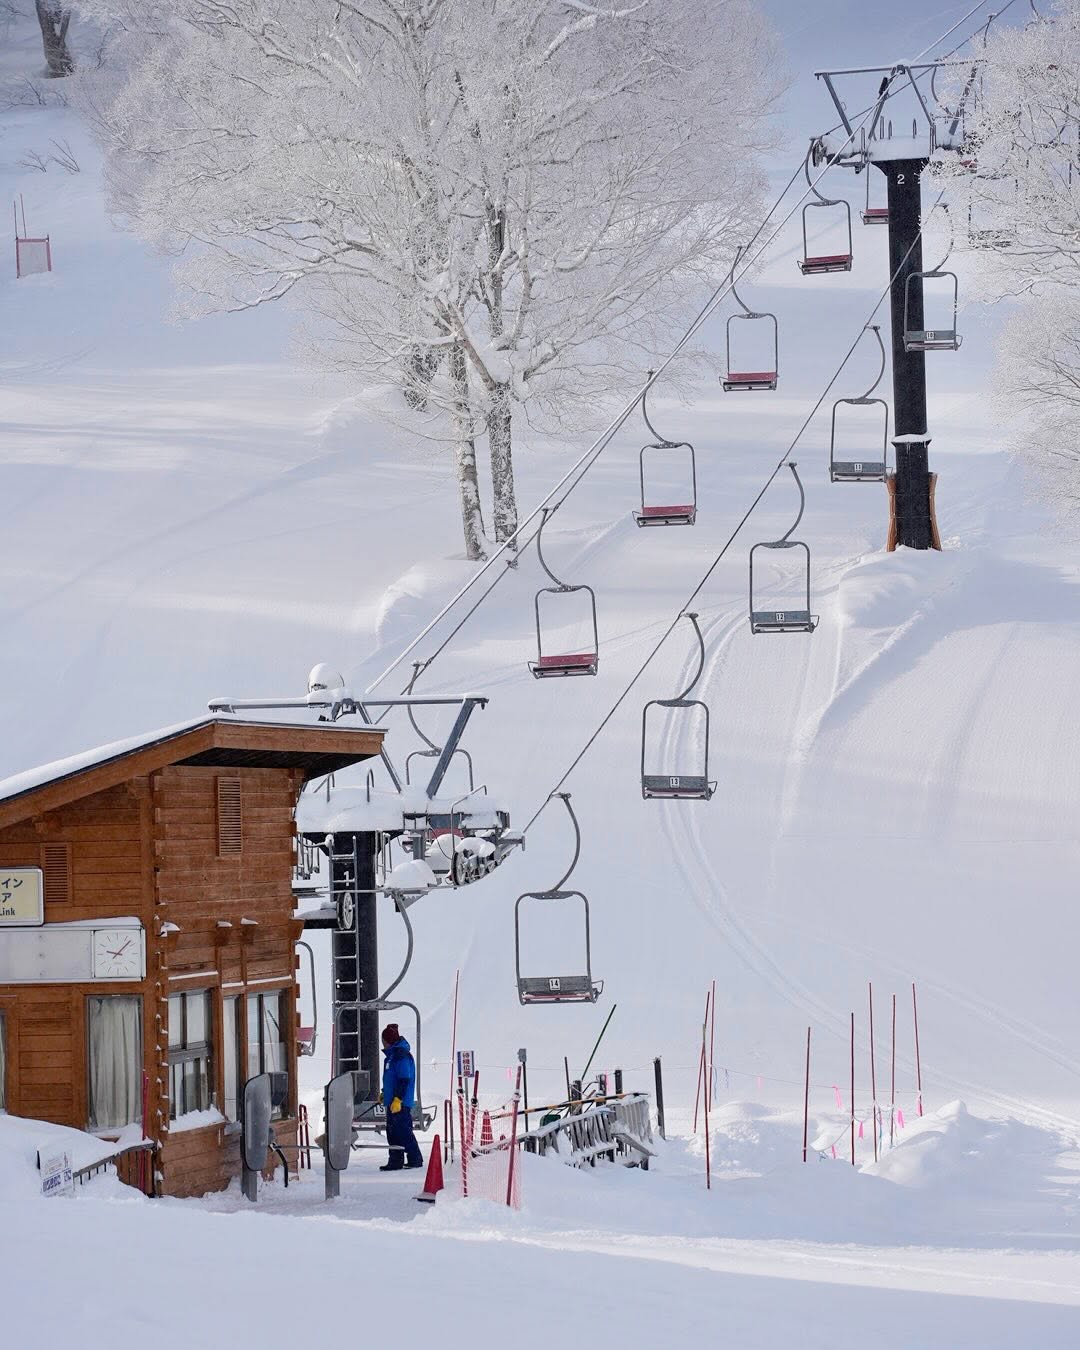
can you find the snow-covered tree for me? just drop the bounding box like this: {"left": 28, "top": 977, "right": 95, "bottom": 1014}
{"left": 936, "top": 3, "right": 1080, "bottom": 519}
{"left": 77, "top": 1, "right": 781, "bottom": 557}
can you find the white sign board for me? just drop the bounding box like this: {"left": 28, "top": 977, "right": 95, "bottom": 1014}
{"left": 16, "top": 236, "right": 51, "bottom": 278}
{"left": 456, "top": 1050, "right": 475, "bottom": 1079}
{"left": 0, "top": 926, "right": 144, "bottom": 983}
{"left": 40, "top": 1151, "right": 74, "bottom": 1198}
{"left": 0, "top": 868, "right": 44, "bottom": 926}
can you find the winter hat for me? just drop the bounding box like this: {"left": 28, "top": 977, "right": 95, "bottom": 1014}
{"left": 381, "top": 1023, "right": 400, "bottom": 1045}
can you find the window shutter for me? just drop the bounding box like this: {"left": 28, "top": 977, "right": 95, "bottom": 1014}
{"left": 41, "top": 842, "right": 72, "bottom": 906}
{"left": 217, "top": 778, "right": 242, "bottom": 857}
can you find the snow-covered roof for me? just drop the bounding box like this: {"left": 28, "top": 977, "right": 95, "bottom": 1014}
{"left": 0, "top": 717, "right": 385, "bottom": 825}
{"left": 295, "top": 783, "right": 509, "bottom": 836}
{"left": 0, "top": 717, "right": 208, "bottom": 808}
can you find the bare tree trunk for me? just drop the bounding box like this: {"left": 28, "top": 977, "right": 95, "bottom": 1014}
{"left": 35, "top": 2, "right": 73, "bottom": 77}
{"left": 484, "top": 200, "right": 519, "bottom": 544}
{"left": 488, "top": 383, "right": 518, "bottom": 544}
{"left": 450, "top": 343, "right": 488, "bottom": 561}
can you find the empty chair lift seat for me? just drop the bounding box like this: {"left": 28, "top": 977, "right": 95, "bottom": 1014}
{"left": 530, "top": 651, "right": 598, "bottom": 678}
{"left": 750, "top": 608, "right": 816, "bottom": 634}
{"left": 862, "top": 207, "right": 889, "bottom": 225}
{"left": 641, "top": 773, "right": 713, "bottom": 800}
{"left": 799, "top": 252, "right": 852, "bottom": 275}
{"left": 723, "top": 370, "right": 777, "bottom": 391}
{"left": 635, "top": 503, "right": 696, "bottom": 526}
{"left": 519, "top": 975, "right": 600, "bottom": 1004}
{"left": 830, "top": 457, "right": 887, "bottom": 483}
{"left": 903, "top": 326, "right": 960, "bottom": 352}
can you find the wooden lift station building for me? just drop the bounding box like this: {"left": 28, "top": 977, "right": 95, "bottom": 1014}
{"left": 0, "top": 717, "right": 383, "bottom": 1196}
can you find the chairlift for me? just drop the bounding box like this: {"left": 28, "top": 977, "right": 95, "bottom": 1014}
{"left": 749, "top": 462, "right": 817, "bottom": 634}
{"left": 634, "top": 375, "right": 697, "bottom": 526}
{"left": 903, "top": 211, "right": 962, "bottom": 351}
{"left": 722, "top": 246, "right": 778, "bottom": 391}
{"left": 799, "top": 151, "right": 853, "bottom": 275}
{"left": 402, "top": 661, "right": 476, "bottom": 790}
{"left": 829, "top": 326, "right": 890, "bottom": 483}
{"left": 528, "top": 508, "right": 599, "bottom": 678}
{"left": 514, "top": 793, "right": 602, "bottom": 1006}
{"left": 641, "top": 612, "right": 716, "bottom": 800}
{"left": 862, "top": 167, "right": 889, "bottom": 226}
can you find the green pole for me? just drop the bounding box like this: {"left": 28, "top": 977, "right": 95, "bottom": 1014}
{"left": 580, "top": 1003, "right": 617, "bottom": 1086}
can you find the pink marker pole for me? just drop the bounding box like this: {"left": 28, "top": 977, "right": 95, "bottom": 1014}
{"left": 913, "top": 982, "right": 924, "bottom": 1117}
{"left": 869, "top": 982, "right": 878, "bottom": 1163}
{"left": 709, "top": 979, "right": 717, "bottom": 1106}
{"left": 802, "top": 1027, "right": 811, "bottom": 1163}
{"left": 693, "top": 988, "right": 710, "bottom": 1133}
{"left": 890, "top": 992, "right": 897, "bottom": 1147}
{"left": 850, "top": 1012, "right": 856, "bottom": 1167}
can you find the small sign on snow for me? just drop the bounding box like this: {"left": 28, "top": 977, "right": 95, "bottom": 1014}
{"left": 456, "top": 1050, "right": 475, "bottom": 1079}
{"left": 40, "top": 1151, "right": 74, "bottom": 1198}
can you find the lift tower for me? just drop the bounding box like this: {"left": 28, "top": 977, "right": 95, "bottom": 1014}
{"left": 813, "top": 60, "right": 973, "bottom": 550}
{"left": 884, "top": 157, "right": 932, "bottom": 548}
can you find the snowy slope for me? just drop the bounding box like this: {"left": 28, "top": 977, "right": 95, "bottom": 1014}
{"left": 1, "top": 9, "right": 1078, "bottom": 1132}
{"left": 1, "top": 6, "right": 1080, "bottom": 1343}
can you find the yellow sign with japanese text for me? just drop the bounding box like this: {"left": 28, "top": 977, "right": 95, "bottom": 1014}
{"left": 0, "top": 868, "right": 44, "bottom": 926}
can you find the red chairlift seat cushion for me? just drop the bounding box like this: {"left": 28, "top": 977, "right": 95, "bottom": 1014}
{"left": 801, "top": 254, "right": 852, "bottom": 269}
{"left": 536, "top": 653, "right": 595, "bottom": 669}
{"left": 726, "top": 371, "right": 777, "bottom": 383}
{"left": 641, "top": 504, "right": 694, "bottom": 517}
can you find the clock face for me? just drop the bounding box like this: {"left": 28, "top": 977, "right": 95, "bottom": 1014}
{"left": 92, "top": 929, "right": 143, "bottom": 981}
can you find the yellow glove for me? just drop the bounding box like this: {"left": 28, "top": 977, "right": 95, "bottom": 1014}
{"left": 390, "top": 1096, "right": 403, "bottom": 1115}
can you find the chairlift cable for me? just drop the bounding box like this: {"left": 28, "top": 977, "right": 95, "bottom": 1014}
{"left": 521, "top": 191, "right": 949, "bottom": 837}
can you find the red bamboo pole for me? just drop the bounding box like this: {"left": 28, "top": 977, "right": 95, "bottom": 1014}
{"left": 692, "top": 988, "right": 710, "bottom": 1133}
{"left": 709, "top": 978, "right": 717, "bottom": 1106}
{"left": 701, "top": 1033, "right": 711, "bottom": 1190}
{"left": 505, "top": 1064, "right": 522, "bottom": 1208}
{"left": 890, "top": 992, "right": 897, "bottom": 1146}
{"left": 868, "top": 982, "right": 878, "bottom": 1163}
{"left": 802, "top": 1027, "right": 811, "bottom": 1162}
{"left": 448, "top": 968, "right": 460, "bottom": 1104}
{"left": 850, "top": 1012, "right": 856, "bottom": 1167}
{"left": 913, "top": 982, "right": 923, "bottom": 1117}
{"left": 457, "top": 1075, "right": 467, "bottom": 1196}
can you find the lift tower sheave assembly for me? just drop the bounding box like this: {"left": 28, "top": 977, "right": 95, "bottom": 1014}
{"left": 813, "top": 59, "right": 972, "bottom": 552}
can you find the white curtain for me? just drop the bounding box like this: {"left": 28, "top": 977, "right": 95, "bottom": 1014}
{"left": 87, "top": 997, "right": 142, "bottom": 1132}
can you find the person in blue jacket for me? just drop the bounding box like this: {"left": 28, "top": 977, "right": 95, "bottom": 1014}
{"left": 380, "top": 1023, "right": 424, "bottom": 1171}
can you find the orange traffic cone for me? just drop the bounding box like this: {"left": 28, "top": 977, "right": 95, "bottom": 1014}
{"left": 481, "top": 1110, "right": 494, "bottom": 1147}
{"left": 416, "top": 1134, "right": 444, "bottom": 1204}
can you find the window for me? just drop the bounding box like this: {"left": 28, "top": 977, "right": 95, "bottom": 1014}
{"left": 0, "top": 1013, "right": 7, "bottom": 1112}
{"left": 247, "top": 991, "right": 287, "bottom": 1119}
{"left": 168, "top": 990, "right": 213, "bottom": 1119}
{"left": 87, "top": 996, "right": 142, "bottom": 1132}
{"left": 222, "top": 996, "right": 242, "bottom": 1123}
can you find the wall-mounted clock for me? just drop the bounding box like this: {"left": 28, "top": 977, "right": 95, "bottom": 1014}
{"left": 91, "top": 928, "right": 145, "bottom": 981}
